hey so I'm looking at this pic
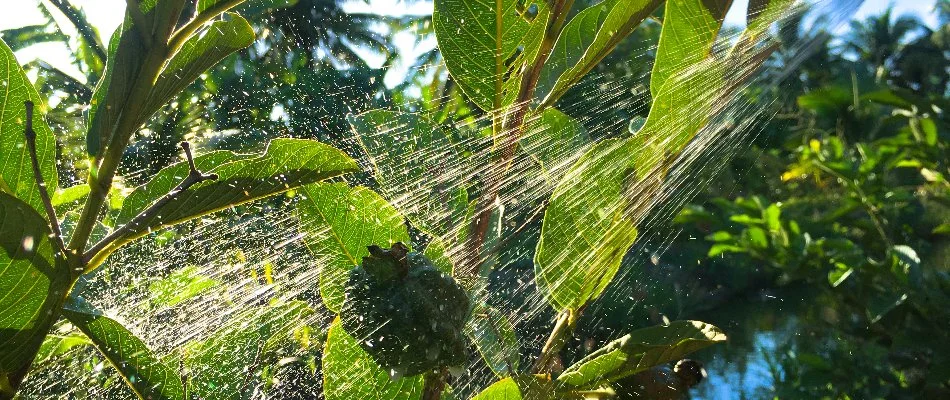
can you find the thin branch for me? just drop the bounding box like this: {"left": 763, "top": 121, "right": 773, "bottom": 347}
{"left": 531, "top": 309, "right": 575, "bottom": 374}
{"left": 46, "top": 0, "right": 107, "bottom": 62}
{"left": 24, "top": 101, "right": 68, "bottom": 258}
{"left": 460, "top": 0, "right": 573, "bottom": 278}
{"left": 83, "top": 142, "right": 217, "bottom": 265}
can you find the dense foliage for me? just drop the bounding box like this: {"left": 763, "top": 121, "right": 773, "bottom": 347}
{"left": 0, "top": 0, "right": 946, "bottom": 399}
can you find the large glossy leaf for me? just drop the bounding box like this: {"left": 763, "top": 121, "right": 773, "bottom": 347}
{"left": 142, "top": 14, "right": 254, "bottom": 115}
{"left": 0, "top": 193, "right": 69, "bottom": 382}
{"left": 631, "top": 59, "right": 726, "bottom": 177}
{"left": 102, "top": 139, "right": 357, "bottom": 256}
{"left": 472, "top": 375, "right": 555, "bottom": 400}
{"left": 650, "top": 0, "right": 732, "bottom": 98}
{"left": 182, "top": 302, "right": 314, "bottom": 399}
{"left": 520, "top": 108, "right": 590, "bottom": 185}
{"left": 557, "top": 320, "right": 727, "bottom": 387}
{"left": 62, "top": 307, "right": 185, "bottom": 400}
{"left": 534, "top": 139, "right": 639, "bottom": 311}
{"left": 746, "top": 0, "right": 795, "bottom": 40}
{"left": 0, "top": 39, "right": 58, "bottom": 215}
{"left": 535, "top": 0, "right": 662, "bottom": 105}
{"left": 86, "top": 0, "right": 179, "bottom": 156}
{"left": 323, "top": 317, "right": 422, "bottom": 400}
{"left": 534, "top": 0, "right": 744, "bottom": 312}
{"left": 350, "top": 111, "right": 470, "bottom": 239}
{"left": 433, "top": 0, "right": 548, "bottom": 112}
{"left": 297, "top": 182, "right": 410, "bottom": 313}
{"left": 466, "top": 303, "right": 520, "bottom": 377}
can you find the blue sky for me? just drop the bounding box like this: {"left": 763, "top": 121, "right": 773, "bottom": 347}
{"left": 0, "top": 0, "right": 942, "bottom": 84}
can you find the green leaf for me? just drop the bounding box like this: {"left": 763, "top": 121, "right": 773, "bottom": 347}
{"left": 520, "top": 108, "right": 590, "bottom": 184}
{"left": 323, "top": 317, "right": 423, "bottom": 400}
{"left": 51, "top": 185, "right": 90, "bottom": 210}
{"left": 0, "top": 192, "right": 70, "bottom": 379}
{"left": 472, "top": 376, "right": 555, "bottom": 400}
{"left": 105, "top": 139, "right": 357, "bottom": 255}
{"left": 423, "top": 238, "right": 456, "bottom": 275}
{"left": 86, "top": 0, "right": 166, "bottom": 156}
{"left": 707, "top": 243, "right": 743, "bottom": 257}
{"left": 0, "top": 39, "right": 59, "bottom": 215}
{"left": 236, "top": 0, "right": 300, "bottom": 15}
{"left": 535, "top": 0, "right": 662, "bottom": 105}
{"left": 466, "top": 303, "right": 520, "bottom": 377}
{"left": 143, "top": 13, "right": 254, "bottom": 115}
{"left": 534, "top": 139, "right": 639, "bottom": 311}
{"left": 632, "top": 57, "right": 726, "bottom": 177}
{"left": 33, "top": 333, "right": 92, "bottom": 365}
{"left": 433, "top": 0, "right": 548, "bottom": 112}
{"left": 62, "top": 307, "right": 185, "bottom": 400}
{"left": 745, "top": 0, "right": 794, "bottom": 39}
{"left": 746, "top": 226, "right": 768, "bottom": 248}
{"left": 182, "top": 302, "right": 315, "bottom": 399}
{"left": 557, "top": 320, "right": 727, "bottom": 387}
{"left": 705, "top": 231, "right": 733, "bottom": 242}
{"left": 1, "top": 25, "right": 68, "bottom": 51}
{"left": 536, "top": 0, "right": 748, "bottom": 312}
{"left": 147, "top": 265, "right": 221, "bottom": 307}
{"left": 650, "top": 0, "right": 731, "bottom": 98}
{"left": 918, "top": 117, "right": 938, "bottom": 146}
{"left": 297, "top": 183, "right": 410, "bottom": 313}
{"left": 350, "top": 111, "right": 470, "bottom": 240}
{"left": 828, "top": 263, "right": 853, "bottom": 287}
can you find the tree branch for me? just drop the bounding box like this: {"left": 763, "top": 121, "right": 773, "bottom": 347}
{"left": 46, "top": 0, "right": 107, "bottom": 63}
{"left": 24, "top": 101, "right": 68, "bottom": 258}
{"left": 83, "top": 142, "right": 217, "bottom": 266}
{"left": 460, "top": 0, "right": 574, "bottom": 278}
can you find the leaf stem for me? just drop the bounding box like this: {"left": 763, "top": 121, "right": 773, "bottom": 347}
{"left": 84, "top": 142, "right": 217, "bottom": 268}
{"left": 532, "top": 308, "right": 580, "bottom": 375}
{"left": 23, "top": 101, "right": 68, "bottom": 259}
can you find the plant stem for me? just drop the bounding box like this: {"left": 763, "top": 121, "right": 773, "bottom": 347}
{"left": 23, "top": 101, "right": 68, "bottom": 259}
{"left": 461, "top": 0, "right": 574, "bottom": 278}
{"left": 532, "top": 308, "right": 579, "bottom": 375}
{"left": 84, "top": 142, "right": 217, "bottom": 268}
{"left": 125, "top": 0, "right": 154, "bottom": 47}
{"left": 67, "top": 35, "right": 171, "bottom": 255}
